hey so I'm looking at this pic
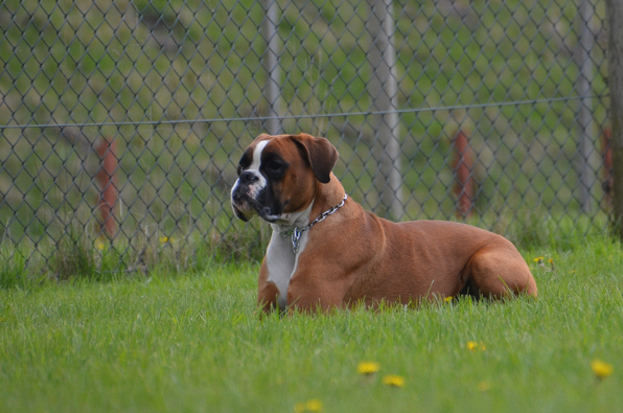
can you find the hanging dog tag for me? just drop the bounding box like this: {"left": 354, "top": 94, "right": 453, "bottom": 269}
{"left": 291, "top": 227, "right": 302, "bottom": 254}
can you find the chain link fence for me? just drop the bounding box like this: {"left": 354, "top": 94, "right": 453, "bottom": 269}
{"left": 0, "top": 0, "right": 612, "bottom": 273}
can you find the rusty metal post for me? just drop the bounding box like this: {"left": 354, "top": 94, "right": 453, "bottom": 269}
{"left": 95, "top": 138, "right": 118, "bottom": 238}
{"left": 453, "top": 130, "right": 475, "bottom": 219}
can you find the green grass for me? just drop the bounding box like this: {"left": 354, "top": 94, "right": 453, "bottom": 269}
{"left": 1, "top": 236, "right": 623, "bottom": 412}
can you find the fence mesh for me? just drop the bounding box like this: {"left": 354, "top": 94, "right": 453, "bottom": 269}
{"left": 0, "top": 0, "right": 612, "bottom": 273}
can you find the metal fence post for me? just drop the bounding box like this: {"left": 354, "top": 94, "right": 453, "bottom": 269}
{"left": 607, "top": 0, "right": 623, "bottom": 240}
{"left": 261, "top": 0, "right": 283, "bottom": 135}
{"left": 367, "top": 0, "right": 403, "bottom": 220}
{"left": 577, "top": 0, "right": 598, "bottom": 213}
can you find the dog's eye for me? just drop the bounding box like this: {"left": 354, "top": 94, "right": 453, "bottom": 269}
{"left": 266, "top": 160, "right": 283, "bottom": 172}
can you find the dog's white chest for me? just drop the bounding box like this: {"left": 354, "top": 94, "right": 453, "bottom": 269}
{"left": 265, "top": 229, "right": 309, "bottom": 310}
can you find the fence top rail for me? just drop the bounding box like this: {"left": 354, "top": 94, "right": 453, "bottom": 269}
{"left": 0, "top": 94, "right": 607, "bottom": 130}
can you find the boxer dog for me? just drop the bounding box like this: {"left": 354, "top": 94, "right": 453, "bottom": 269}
{"left": 231, "top": 133, "right": 537, "bottom": 313}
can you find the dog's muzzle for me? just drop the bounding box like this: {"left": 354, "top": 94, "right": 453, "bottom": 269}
{"left": 231, "top": 175, "right": 280, "bottom": 223}
{"left": 231, "top": 187, "right": 257, "bottom": 222}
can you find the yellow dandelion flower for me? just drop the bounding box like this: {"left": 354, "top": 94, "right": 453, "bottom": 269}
{"left": 591, "top": 359, "right": 614, "bottom": 380}
{"left": 533, "top": 256, "right": 544, "bottom": 264}
{"left": 548, "top": 258, "right": 555, "bottom": 270}
{"left": 294, "top": 399, "right": 323, "bottom": 412}
{"left": 467, "top": 341, "right": 486, "bottom": 351}
{"left": 305, "top": 399, "right": 323, "bottom": 412}
{"left": 96, "top": 242, "right": 105, "bottom": 250}
{"left": 444, "top": 296, "right": 453, "bottom": 303}
{"left": 159, "top": 236, "right": 169, "bottom": 244}
{"left": 382, "top": 374, "right": 405, "bottom": 388}
{"left": 477, "top": 380, "right": 492, "bottom": 391}
{"left": 357, "top": 361, "right": 381, "bottom": 375}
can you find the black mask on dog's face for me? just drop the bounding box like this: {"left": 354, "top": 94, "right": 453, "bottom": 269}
{"left": 230, "top": 134, "right": 339, "bottom": 223}
{"left": 231, "top": 138, "right": 283, "bottom": 222}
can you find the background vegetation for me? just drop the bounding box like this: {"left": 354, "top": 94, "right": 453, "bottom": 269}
{"left": 0, "top": 0, "right": 612, "bottom": 274}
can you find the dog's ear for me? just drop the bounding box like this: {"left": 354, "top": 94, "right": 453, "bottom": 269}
{"left": 290, "top": 134, "right": 339, "bottom": 184}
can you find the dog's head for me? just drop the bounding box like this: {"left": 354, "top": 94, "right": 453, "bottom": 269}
{"left": 230, "top": 133, "right": 339, "bottom": 223}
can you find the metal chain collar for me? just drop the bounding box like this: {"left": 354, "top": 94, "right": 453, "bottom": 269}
{"left": 280, "top": 194, "right": 348, "bottom": 254}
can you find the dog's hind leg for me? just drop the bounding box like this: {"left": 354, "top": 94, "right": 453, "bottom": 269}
{"left": 463, "top": 244, "right": 537, "bottom": 299}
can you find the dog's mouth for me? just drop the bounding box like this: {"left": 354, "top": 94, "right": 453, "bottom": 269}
{"left": 231, "top": 202, "right": 254, "bottom": 222}
{"left": 231, "top": 194, "right": 280, "bottom": 223}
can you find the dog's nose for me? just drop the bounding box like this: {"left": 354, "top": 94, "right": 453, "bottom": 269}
{"left": 240, "top": 171, "right": 259, "bottom": 184}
